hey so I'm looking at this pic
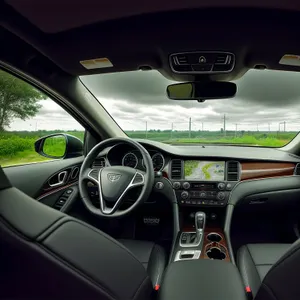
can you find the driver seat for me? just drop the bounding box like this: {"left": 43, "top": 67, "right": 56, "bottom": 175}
{"left": 0, "top": 168, "right": 166, "bottom": 300}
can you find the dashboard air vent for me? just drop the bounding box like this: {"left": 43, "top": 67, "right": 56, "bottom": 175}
{"left": 227, "top": 161, "right": 240, "bottom": 181}
{"left": 171, "top": 160, "right": 183, "bottom": 179}
{"left": 93, "top": 157, "right": 106, "bottom": 168}
{"left": 294, "top": 163, "right": 300, "bottom": 175}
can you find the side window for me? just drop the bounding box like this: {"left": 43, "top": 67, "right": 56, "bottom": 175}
{"left": 0, "top": 70, "right": 84, "bottom": 167}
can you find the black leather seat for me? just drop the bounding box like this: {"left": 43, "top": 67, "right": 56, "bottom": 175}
{"left": 237, "top": 243, "right": 300, "bottom": 300}
{"left": 118, "top": 239, "right": 166, "bottom": 288}
{"left": 0, "top": 168, "right": 166, "bottom": 300}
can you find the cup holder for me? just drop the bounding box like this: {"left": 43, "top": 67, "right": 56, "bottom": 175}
{"left": 207, "top": 233, "right": 222, "bottom": 242}
{"left": 206, "top": 247, "right": 226, "bottom": 260}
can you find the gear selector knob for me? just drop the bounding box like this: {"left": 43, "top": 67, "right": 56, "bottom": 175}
{"left": 195, "top": 211, "right": 206, "bottom": 232}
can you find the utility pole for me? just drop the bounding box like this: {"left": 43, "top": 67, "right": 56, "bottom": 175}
{"left": 171, "top": 122, "right": 173, "bottom": 139}
{"left": 201, "top": 122, "right": 204, "bottom": 132}
{"left": 189, "top": 118, "right": 192, "bottom": 138}
{"left": 268, "top": 123, "right": 271, "bottom": 132}
{"left": 257, "top": 124, "right": 259, "bottom": 132}
{"left": 235, "top": 123, "right": 238, "bottom": 137}
{"left": 223, "top": 114, "right": 226, "bottom": 137}
{"left": 145, "top": 121, "right": 148, "bottom": 139}
{"left": 284, "top": 121, "right": 286, "bottom": 132}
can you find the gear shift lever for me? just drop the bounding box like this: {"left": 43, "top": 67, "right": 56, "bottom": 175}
{"left": 195, "top": 211, "right": 206, "bottom": 242}
{"left": 180, "top": 211, "right": 206, "bottom": 247}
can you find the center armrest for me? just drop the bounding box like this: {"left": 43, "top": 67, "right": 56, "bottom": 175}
{"left": 159, "top": 260, "right": 247, "bottom": 300}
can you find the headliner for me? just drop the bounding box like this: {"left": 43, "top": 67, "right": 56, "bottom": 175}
{"left": 2, "top": 1, "right": 300, "bottom": 81}
{"left": 6, "top": 0, "right": 300, "bottom": 33}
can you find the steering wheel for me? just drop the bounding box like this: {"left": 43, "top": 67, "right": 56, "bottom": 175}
{"left": 79, "top": 138, "right": 154, "bottom": 218}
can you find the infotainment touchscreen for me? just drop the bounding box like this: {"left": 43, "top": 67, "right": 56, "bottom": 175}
{"left": 184, "top": 161, "right": 225, "bottom": 181}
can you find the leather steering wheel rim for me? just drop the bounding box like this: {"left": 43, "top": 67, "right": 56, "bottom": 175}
{"left": 79, "top": 137, "right": 154, "bottom": 218}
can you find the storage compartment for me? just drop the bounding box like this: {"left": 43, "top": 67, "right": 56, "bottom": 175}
{"left": 159, "top": 260, "right": 246, "bottom": 300}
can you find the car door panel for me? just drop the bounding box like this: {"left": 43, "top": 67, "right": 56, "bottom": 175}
{"left": 38, "top": 184, "right": 79, "bottom": 213}
{"left": 2, "top": 156, "right": 83, "bottom": 199}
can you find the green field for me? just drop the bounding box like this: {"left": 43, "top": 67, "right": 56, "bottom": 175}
{"left": 0, "top": 130, "right": 297, "bottom": 167}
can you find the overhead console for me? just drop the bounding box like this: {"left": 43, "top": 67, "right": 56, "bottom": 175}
{"left": 170, "top": 160, "right": 240, "bottom": 208}
{"left": 169, "top": 51, "right": 235, "bottom": 74}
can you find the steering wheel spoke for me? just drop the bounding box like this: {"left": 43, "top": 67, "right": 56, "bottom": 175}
{"left": 82, "top": 167, "right": 100, "bottom": 185}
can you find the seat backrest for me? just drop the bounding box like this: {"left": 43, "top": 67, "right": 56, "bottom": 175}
{"left": 255, "top": 239, "right": 300, "bottom": 300}
{"left": 0, "top": 167, "right": 152, "bottom": 300}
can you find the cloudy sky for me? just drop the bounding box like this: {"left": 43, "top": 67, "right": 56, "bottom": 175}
{"left": 9, "top": 69, "right": 300, "bottom": 132}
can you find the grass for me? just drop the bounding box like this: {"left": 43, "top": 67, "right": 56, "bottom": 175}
{"left": 170, "top": 136, "right": 290, "bottom": 147}
{"left": 0, "top": 130, "right": 297, "bottom": 167}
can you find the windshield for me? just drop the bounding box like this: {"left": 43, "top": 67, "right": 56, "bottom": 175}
{"left": 81, "top": 69, "right": 300, "bottom": 147}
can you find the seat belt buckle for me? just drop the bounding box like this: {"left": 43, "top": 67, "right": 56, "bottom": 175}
{"left": 246, "top": 286, "right": 253, "bottom": 300}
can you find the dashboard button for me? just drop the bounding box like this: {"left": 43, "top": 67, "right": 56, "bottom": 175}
{"left": 226, "top": 183, "right": 233, "bottom": 190}
{"left": 192, "top": 200, "right": 196, "bottom": 205}
{"left": 180, "top": 200, "right": 185, "bottom": 204}
{"left": 197, "top": 200, "right": 202, "bottom": 205}
{"left": 218, "top": 183, "right": 226, "bottom": 190}
{"left": 182, "top": 182, "right": 190, "bottom": 189}
{"left": 186, "top": 200, "right": 191, "bottom": 204}
{"left": 217, "top": 192, "right": 226, "bottom": 201}
{"left": 200, "top": 192, "right": 206, "bottom": 198}
{"left": 155, "top": 182, "right": 164, "bottom": 190}
{"left": 173, "top": 182, "right": 181, "bottom": 189}
{"left": 181, "top": 191, "right": 189, "bottom": 199}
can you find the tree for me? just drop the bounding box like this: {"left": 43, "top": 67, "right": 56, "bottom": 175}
{"left": 0, "top": 70, "right": 46, "bottom": 131}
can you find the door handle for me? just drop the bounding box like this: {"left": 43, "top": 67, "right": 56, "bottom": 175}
{"left": 48, "top": 171, "right": 68, "bottom": 187}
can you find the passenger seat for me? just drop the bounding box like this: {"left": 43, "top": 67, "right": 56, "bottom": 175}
{"left": 237, "top": 243, "right": 292, "bottom": 298}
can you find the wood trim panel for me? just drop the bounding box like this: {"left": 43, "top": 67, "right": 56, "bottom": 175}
{"left": 241, "top": 162, "right": 295, "bottom": 181}
{"left": 200, "top": 228, "right": 230, "bottom": 262}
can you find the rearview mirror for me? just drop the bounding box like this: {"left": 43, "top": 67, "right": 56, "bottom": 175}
{"left": 167, "top": 81, "right": 237, "bottom": 102}
{"left": 35, "top": 133, "right": 83, "bottom": 159}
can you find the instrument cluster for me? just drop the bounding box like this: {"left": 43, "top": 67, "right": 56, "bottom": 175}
{"left": 122, "top": 151, "right": 165, "bottom": 171}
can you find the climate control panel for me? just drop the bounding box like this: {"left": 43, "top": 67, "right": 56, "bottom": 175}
{"left": 172, "top": 181, "right": 235, "bottom": 207}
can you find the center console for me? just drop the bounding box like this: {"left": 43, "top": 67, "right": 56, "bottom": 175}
{"left": 162, "top": 159, "right": 244, "bottom": 299}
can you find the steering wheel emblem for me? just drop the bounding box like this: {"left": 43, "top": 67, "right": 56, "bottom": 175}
{"left": 107, "top": 173, "right": 122, "bottom": 182}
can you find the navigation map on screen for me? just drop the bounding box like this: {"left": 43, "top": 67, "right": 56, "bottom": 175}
{"left": 184, "top": 161, "right": 225, "bottom": 181}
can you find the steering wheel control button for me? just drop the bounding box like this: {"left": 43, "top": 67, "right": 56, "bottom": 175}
{"left": 217, "top": 192, "right": 225, "bottom": 201}
{"left": 181, "top": 191, "right": 189, "bottom": 199}
{"left": 155, "top": 182, "right": 164, "bottom": 190}
{"left": 217, "top": 182, "right": 226, "bottom": 190}
{"left": 173, "top": 182, "right": 181, "bottom": 189}
{"left": 182, "top": 182, "right": 190, "bottom": 189}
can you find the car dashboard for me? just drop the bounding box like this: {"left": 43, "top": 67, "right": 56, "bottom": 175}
{"left": 92, "top": 140, "right": 300, "bottom": 210}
